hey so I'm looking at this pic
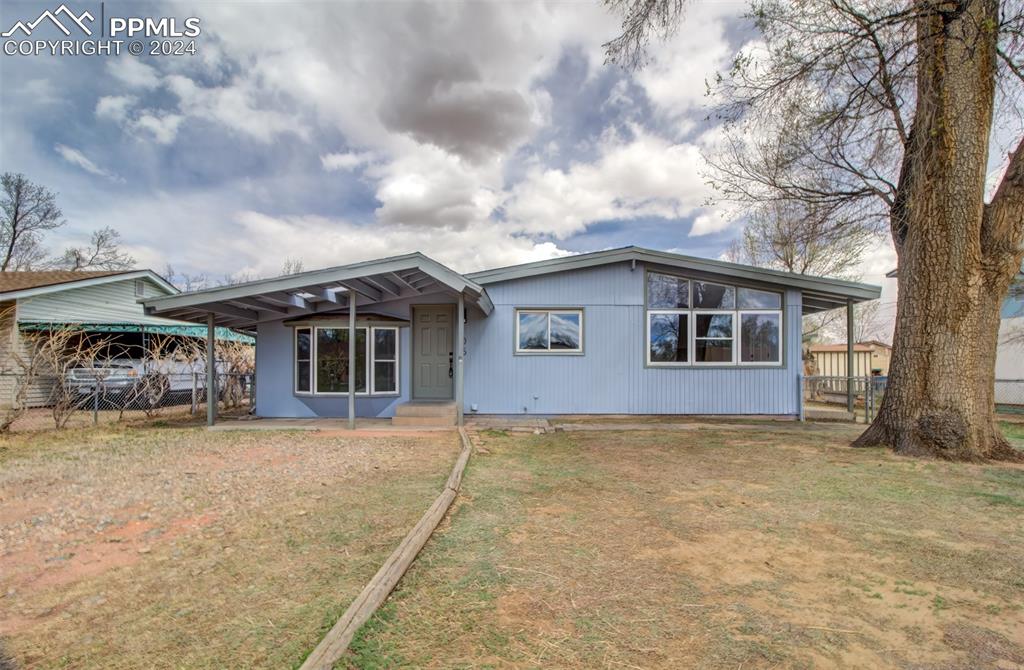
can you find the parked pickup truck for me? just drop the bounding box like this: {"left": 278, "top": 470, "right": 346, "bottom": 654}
{"left": 66, "top": 361, "right": 140, "bottom": 393}
{"left": 65, "top": 359, "right": 214, "bottom": 407}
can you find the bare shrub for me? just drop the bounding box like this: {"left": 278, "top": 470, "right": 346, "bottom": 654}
{"left": 20, "top": 327, "right": 110, "bottom": 429}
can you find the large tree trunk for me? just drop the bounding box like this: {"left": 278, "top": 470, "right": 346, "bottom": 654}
{"left": 854, "top": 0, "right": 1024, "bottom": 461}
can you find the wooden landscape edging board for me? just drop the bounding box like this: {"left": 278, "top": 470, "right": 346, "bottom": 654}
{"left": 299, "top": 428, "right": 473, "bottom": 670}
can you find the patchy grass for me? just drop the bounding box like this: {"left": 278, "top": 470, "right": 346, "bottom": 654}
{"left": 0, "top": 423, "right": 460, "bottom": 669}
{"left": 1000, "top": 420, "right": 1024, "bottom": 450}
{"left": 351, "top": 425, "right": 1024, "bottom": 669}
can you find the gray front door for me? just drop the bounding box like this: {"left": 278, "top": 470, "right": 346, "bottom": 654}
{"left": 413, "top": 305, "right": 454, "bottom": 399}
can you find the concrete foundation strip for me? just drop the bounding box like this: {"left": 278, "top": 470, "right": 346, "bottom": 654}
{"left": 299, "top": 427, "right": 474, "bottom": 670}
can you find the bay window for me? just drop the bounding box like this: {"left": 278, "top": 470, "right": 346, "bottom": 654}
{"left": 316, "top": 328, "right": 367, "bottom": 394}
{"left": 294, "top": 325, "right": 400, "bottom": 396}
{"left": 646, "top": 271, "right": 783, "bottom": 366}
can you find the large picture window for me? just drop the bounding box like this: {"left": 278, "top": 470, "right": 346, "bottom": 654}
{"left": 316, "top": 328, "right": 367, "bottom": 394}
{"left": 646, "top": 271, "right": 783, "bottom": 367}
{"left": 515, "top": 309, "right": 583, "bottom": 353}
{"left": 294, "top": 325, "right": 400, "bottom": 396}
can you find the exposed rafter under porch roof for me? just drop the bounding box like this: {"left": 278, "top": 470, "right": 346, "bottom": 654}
{"left": 140, "top": 252, "right": 493, "bottom": 331}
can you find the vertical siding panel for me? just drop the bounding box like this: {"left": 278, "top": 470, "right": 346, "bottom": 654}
{"left": 462, "top": 264, "right": 804, "bottom": 416}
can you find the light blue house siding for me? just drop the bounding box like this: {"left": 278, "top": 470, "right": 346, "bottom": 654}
{"left": 143, "top": 247, "right": 878, "bottom": 421}
{"left": 254, "top": 291, "right": 453, "bottom": 418}
{"left": 463, "top": 261, "right": 802, "bottom": 416}
{"left": 254, "top": 260, "right": 803, "bottom": 417}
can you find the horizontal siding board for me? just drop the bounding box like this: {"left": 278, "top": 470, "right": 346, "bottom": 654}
{"left": 16, "top": 277, "right": 183, "bottom": 327}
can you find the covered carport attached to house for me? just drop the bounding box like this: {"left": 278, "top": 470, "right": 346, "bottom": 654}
{"left": 141, "top": 253, "right": 493, "bottom": 428}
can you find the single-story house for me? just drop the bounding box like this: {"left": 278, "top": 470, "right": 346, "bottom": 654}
{"left": 0, "top": 269, "right": 248, "bottom": 407}
{"left": 808, "top": 340, "right": 892, "bottom": 377}
{"left": 143, "top": 246, "right": 880, "bottom": 425}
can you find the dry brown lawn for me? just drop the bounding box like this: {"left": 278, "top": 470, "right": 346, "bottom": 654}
{"left": 349, "top": 425, "right": 1024, "bottom": 669}
{"left": 0, "top": 421, "right": 460, "bottom": 669}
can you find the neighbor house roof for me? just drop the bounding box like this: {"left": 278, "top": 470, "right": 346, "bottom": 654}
{"left": 143, "top": 252, "right": 494, "bottom": 330}
{"left": 0, "top": 269, "right": 177, "bottom": 302}
{"left": 0, "top": 270, "right": 125, "bottom": 294}
{"left": 467, "top": 246, "right": 881, "bottom": 313}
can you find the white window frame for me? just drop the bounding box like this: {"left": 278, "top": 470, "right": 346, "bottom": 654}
{"left": 369, "top": 326, "right": 400, "bottom": 395}
{"left": 134, "top": 279, "right": 145, "bottom": 297}
{"left": 294, "top": 327, "right": 312, "bottom": 395}
{"left": 692, "top": 310, "right": 737, "bottom": 366}
{"left": 646, "top": 309, "right": 690, "bottom": 366}
{"left": 737, "top": 310, "right": 783, "bottom": 366}
{"left": 295, "top": 325, "right": 401, "bottom": 397}
{"left": 514, "top": 308, "right": 584, "bottom": 354}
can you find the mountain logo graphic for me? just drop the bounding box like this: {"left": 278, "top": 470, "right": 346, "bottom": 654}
{"left": 2, "top": 4, "right": 95, "bottom": 37}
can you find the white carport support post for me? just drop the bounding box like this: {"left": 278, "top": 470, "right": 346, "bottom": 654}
{"left": 846, "top": 299, "right": 855, "bottom": 414}
{"left": 206, "top": 313, "right": 217, "bottom": 426}
{"left": 456, "top": 293, "right": 465, "bottom": 426}
{"left": 348, "top": 295, "right": 356, "bottom": 430}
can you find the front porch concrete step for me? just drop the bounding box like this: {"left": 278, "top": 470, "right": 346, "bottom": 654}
{"left": 395, "top": 401, "right": 457, "bottom": 418}
{"left": 391, "top": 415, "right": 456, "bottom": 427}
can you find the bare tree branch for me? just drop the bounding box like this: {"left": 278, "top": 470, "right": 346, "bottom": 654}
{"left": 0, "top": 173, "right": 65, "bottom": 271}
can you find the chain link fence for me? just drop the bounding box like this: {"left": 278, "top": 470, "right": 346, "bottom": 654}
{"left": 802, "top": 375, "right": 885, "bottom": 423}
{"left": 996, "top": 379, "right": 1024, "bottom": 412}
{"left": 804, "top": 375, "right": 1024, "bottom": 421}
{"left": 0, "top": 371, "right": 253, "bottom": 432}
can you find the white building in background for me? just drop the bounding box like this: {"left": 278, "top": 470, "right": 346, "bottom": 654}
{"left": 996, "top": 273, "right": 1024, "bottom": 407}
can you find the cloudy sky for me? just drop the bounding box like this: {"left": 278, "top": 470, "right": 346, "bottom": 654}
{"left": 0, "top": 0, "right": 897, "bottom": 316}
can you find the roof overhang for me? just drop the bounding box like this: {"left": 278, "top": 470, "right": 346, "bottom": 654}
{"left": 18, "top": 321, "right": 254, "bottom": 343}
{"left": 467, "top": 246, "right": 881, "bottom": 315}
{"left": 0, "top": 269, "right": 177, "bottom": 302}
{"left": 142, "top": 252, "right": 492, "bottom": 331}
